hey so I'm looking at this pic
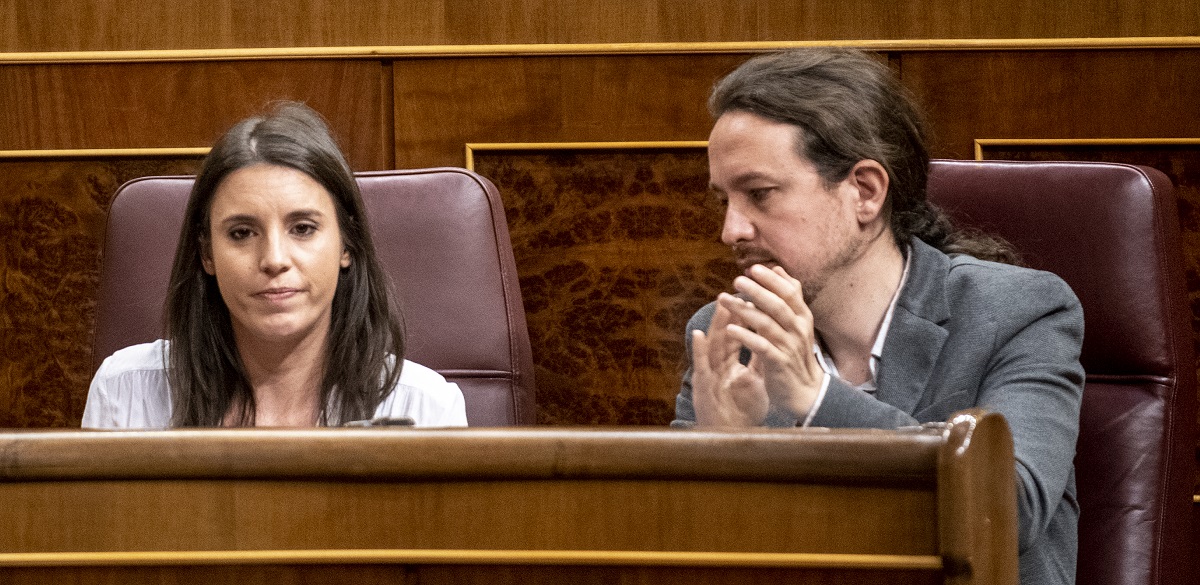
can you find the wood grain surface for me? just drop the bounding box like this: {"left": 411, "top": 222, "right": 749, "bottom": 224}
{"left": 0, "top": 413, "right": 1013, "bottom": 584}
{"left": 1, "top": 0, "right": 1196, "bottom": 51}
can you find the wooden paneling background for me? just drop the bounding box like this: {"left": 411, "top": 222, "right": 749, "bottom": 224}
{"left": 902, "top": 50, "right": 1200, "bottom": 156}
{"left": 3, "top": 43, "right": 1199, "bottom": 428}
{"left": 0, "top": 156, "right": 204, "bottom": 426}
{"left": 0, "top": 60, "right": 391, "bottom": 168}
{"left": 1, "top": 0, "right": 1197, "bottom": 51}
{"left": 393, "top": 55, "right": 748, "bottom": 168}
{"left": 472, "top": 146, "right": 730, "bottom": 424}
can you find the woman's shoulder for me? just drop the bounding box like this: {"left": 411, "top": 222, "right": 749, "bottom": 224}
{"left": 375, "top": 359, "right": 468, "bottom": 426}
{"left": 94, "top": 340, "right": 169, "bottom": 379}
{"left": 83, "top": 340, "right": 173, "bottom": 429}
{"left": 397, "top": 359, "right": 453, "bottom": 387}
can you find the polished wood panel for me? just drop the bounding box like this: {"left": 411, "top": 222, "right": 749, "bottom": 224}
{"left": 0, "top": 60, "right": 390, "bottom": 170}
{"left": 938, "top": 412, "right": 1018, "bottom": 584}
{"left": 0, "top": 426, "right": 944, "bottom": 481}
{"left": 0, "top": 565, "right": 938, "bottom": 585}
{"left": 392, "top": 55, "right": 747, "bottom": 168}
{"left": 0, "top": 156, "right": 203, "bottom": 428}
{"left": 471, "top": 146, "right": 726, "bottom": 424}
{"left": 0, "top": 411, "right": 1015, "bottom": 584}
{"left": 1, "top": 1, "right": 1197, "bottom": 51}
{"left": 898, "top": 50, "right": 1200, "bottom": 160}
{"left": 4, "top": 39, "right": 1200, "bottom": 67}
{"left": 3, "top": 479, "right": 934, "bottom": 553}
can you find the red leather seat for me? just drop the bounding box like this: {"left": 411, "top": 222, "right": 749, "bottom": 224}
{"left": 928, "top": 159, "right": 1195, "bottom": 585}
{"left": 93, "top": 168, "right": 535, "bottom": 426}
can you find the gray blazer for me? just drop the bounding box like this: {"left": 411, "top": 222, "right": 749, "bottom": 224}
{"left": 673, "top": 238, "right": 1084, "bottom": 585}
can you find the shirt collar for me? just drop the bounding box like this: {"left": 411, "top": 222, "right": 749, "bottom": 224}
{"left": 814, "top": 246, "right": 912, "bottom": 388}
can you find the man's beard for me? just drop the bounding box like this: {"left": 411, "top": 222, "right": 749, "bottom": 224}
{"left": 731, "top": 243, "right": 820, "bottom": 304}
{"left": 730, "top": 233, "right": 866, "bottom": 307}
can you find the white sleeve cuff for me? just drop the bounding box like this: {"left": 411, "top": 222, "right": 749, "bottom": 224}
{"left": 799, "top": 372, "right": 831, "bottom": 428}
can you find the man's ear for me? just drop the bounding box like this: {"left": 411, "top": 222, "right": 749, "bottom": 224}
{"left": 847, "top": 159, "right": 890, "bottom": 224}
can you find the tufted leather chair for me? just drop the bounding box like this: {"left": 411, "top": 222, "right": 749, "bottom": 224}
{"left": 93, "top": 168, "right": 536, "bottom": 426}
{"left": 927, "top": 160, "right": 1195, "bottom": 585}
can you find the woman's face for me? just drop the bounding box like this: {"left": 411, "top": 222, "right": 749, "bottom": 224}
{"left": 202, "top": 163, "right": 350, "bottom": 347}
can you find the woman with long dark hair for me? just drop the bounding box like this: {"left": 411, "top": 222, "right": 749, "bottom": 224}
{"left": 83, "top": 102, "right": 466, "bottom": 427}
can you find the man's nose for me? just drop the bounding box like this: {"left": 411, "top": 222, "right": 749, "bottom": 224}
{"left": 721, "top": 204, "right": 755, "bottom": 246}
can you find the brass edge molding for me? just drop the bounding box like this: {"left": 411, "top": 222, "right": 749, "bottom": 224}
{"left": 465, "top": 141, "right": 707, "bottom": 171}
{"left": 974, "top": 138, "right": 1200, "bottom": 160}
{"left": 2, "top": 37, "right": 1199, "bottom": 64}
{"left": 0, "top": 549, "right": 943, "bottom": 570}
{"left": 0, "top": 147, "right": 210, "bottom": 160}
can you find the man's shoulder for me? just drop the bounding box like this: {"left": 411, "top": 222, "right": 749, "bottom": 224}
{"left": 685, "top": 300, "right": 718, "bottom": 332}
{"left": 937, "top": 254, "right": 1082, "bottom": 327}
{"left": 945, "top": 254, "right": 1077, "bottom": 301}
{"left": 901, "top": 238, "right": 1081, "bottom": 332}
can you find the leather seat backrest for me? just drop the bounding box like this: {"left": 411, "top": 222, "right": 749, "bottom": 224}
{"left": 928, "top": 159, "right": 1195, "bottom": 585}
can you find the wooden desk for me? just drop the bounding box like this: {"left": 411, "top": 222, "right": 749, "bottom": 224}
{"left": 0, "top": 410, "right": 1015, "bottom": 584}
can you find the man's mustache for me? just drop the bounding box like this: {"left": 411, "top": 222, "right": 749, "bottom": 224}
{"left": 731, "top": 243, "right": 774, "bottom": 267}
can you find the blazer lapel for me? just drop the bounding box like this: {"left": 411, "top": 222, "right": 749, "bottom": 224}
{"left": 874, "top": 239, "right": 951, "bottom": 415}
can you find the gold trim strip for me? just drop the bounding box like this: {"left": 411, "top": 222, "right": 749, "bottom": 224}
{"left": 0, "top": 549, "right": 943, "bottom": 570}
{"left": 1, "top": 37, "right": 1198, "bottom": 64}
{"left": 974, "top": 138, "right": 1200, "bottom": 160}
{"left": 1194, "top": 494, "right": 1200, "bottom": 504}
{"left": 467, "top": 141, "right": 709, "bottom": 150}
{"left": 0, "top": 147, "right": 210, "bottom": 159}
{"left": 465, "top": 141, "right": 707, "bottom": 171}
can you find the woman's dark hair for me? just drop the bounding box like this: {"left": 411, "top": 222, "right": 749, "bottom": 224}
{"left": 709, "top": 48, "right": 1018, "bottom": 264}
{"left": 165, "top": 101, "right": 404, "bottom": 426}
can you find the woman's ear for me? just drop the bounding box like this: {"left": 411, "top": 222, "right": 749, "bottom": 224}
{"left": 200, "top": 237, "right": 216, "bottom": 275}
{"left": 848, "top": 159, "right": 890, "bottom": 224}
{"left": 341, "top": 248, "right": 352, "bottom": 268}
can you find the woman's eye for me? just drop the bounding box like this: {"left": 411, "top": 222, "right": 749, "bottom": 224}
{"left": 229, "top": 227, "right": 253, "bottom": 240}
{"left": 292, "top": 223, "right": 317, "bottom": 236}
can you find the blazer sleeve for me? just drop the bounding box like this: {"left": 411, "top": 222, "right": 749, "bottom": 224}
{"left": 976, "top": 275, "right": 1084, "bottom": 553}
{"left": 670, "top": 303, "right": 711, "bottom": 428}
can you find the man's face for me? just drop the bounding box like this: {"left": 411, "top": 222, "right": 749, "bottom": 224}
{"left": 707, "top": 110, "right": 868, "bottom": 306}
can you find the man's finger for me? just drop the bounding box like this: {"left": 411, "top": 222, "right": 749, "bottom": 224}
{"left": 718, "top": 292, "right": 790, "bottom": 344}
{"left": 691, "top": 329, "right": 710, "bottom": 372}
{"left": 742, "top": 264, "right": 806, "bottom": 309}
{"left": 733, "top": 267, "right": 811, "bottom": 331}
{"left": 710, "top": 295, "right": 747, "bottom": 359}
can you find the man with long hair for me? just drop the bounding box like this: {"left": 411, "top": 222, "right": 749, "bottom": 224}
{"left": 673, "top": 48, "right": 1082, "bottom": 585}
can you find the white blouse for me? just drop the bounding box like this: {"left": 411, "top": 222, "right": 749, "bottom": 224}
{"left": 81, "top": 340, "right": 468, "bottom": 429}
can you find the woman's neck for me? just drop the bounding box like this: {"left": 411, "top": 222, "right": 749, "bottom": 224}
{"left": 228, "top": 328, "right": 329, "bottom": 427}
